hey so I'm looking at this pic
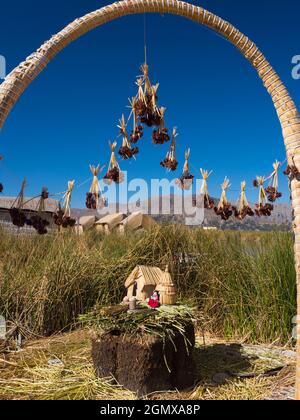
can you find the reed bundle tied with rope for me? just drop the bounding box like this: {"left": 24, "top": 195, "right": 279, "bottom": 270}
{"left": 232, "top": 182, "right": 254, "bottom": 220}
{"left": 160, "top": 128, "right": 178, "bottom": 171}
{"left": 86, "top": 165, "right": 105, "bottom": 210}
{"left": 54, "top": 181, "right": 76, "bottom": 228}
{"left": 214, "top": 177, "right": 233, "bottom": 221}
{"left": 104, "top": 142, "right": 124, "bottom": 184}
{"left": 118, "top": 114, "right": 139, "bottom": 160}
{"left": 253, "top": 176, "right": 274, "bottom": 217}
{"left": 9, "top": 179, "right": 27, "bottom": 227}
{"left": 265, "top": 161, "right": 282, "bottom": 202}
{"left": 200, "top": 169, "right": 214, "bottom": 209}
{"left": 152, "top": 107, "right": 170, "bottom": 145}
{"left": 175, "top": 149, "right": 194, "bottom": 191}
{"left": 135, "top": 64, "right": 166, "bottom": 131}
{"left": 129, "top": 97, "right": 144, "bottom": 144}
{"left": 28, "top": 188, "right": 50, "bottom": 235}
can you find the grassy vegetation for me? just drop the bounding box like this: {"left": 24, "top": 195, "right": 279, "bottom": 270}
{"left": 0, "top": 225, "right": 296, "bottom": 344}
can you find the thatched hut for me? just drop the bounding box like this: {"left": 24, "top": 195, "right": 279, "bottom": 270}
{"left": 95, "top": 213, "right": 126, "bottom": 234}
{"left": 125, "top": 266, "right": 163, "bottom": 301}
{"left": 118, "top": 212, "right": 157, "bottom": 234}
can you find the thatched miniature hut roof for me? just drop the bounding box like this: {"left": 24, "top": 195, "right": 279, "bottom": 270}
{"left": 120, "top": 212, "right": 157, "bottom": 231}
{"left": 125, "top": 266, "right": 163, "bottom": 289}
{"left": 95, "top": 213, "right": 126, "bottom": 229}
{"left": 0, "top": 196, "right": 58, "bottom": 213}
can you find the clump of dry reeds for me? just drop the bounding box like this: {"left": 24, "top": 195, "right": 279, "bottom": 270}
{"left": 0, "top": 226, "right": 296, "bottom": 344}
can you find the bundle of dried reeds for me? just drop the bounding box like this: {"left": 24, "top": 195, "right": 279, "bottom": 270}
{"left": 9, "top": 179, "right": 27, "bottom": 227}
{"left": 214, "top": 177, "right": 233, "bottom": 221}
{"left": 200, "top": 169, "right": 214, "bottom": 209}
{"left": 175, "top": 149, "right": 194, "bottom": 191}
{"left": 232, "top": 182, "right": 254, "bottom": 220}
{"left": 104, "top": 142, "right": 124, "bottom": 184}
{"left": 118, "top": 115, "right": 139, "bottom": 160}
{"left": 160, "top": 128, "right": 178, "bottom": 171}
{"left": 86, "top": 165, "right": 105, "bottom": 210}
{"left": 54, "top": 181, "right": 76, "bottom": 228}
{"left": 253, "top": 176, "right": 274, "bottom": 217}
{"left": 265, "top": 161, "right": 282, "bottom": 202}
{"left": 28, "top": 187, "right": 50, "bottom": 235}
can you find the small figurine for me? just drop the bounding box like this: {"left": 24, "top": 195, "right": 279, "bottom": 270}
{"left": 148, "top": 291, "right": 160, "bottom": 309}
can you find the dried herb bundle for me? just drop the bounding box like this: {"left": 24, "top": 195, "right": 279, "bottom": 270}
{"left": 232, "top": 182, "right": 254, "bottom": 220}
{"left": 200, "top": 169, "right": 214, "bottom": 209}
{"left": 118, "top": 115, "right": 139, "bottom": 160}
{"left": 54, "top": 181, "right": 76, "bottom": 228}
{"left": 86, "top": 165, "right": 105, "bottom": 210}
{"left": 9, "top": 179, "right": 27, "bottom": 227}
{"left": 104, "top": 142, "right": 124, "bottom": 184}
{"left": 253, "top": 176, "right": 274, "bottom": 217}
{"left": 214, "top": 177, "right": 233, "bottom": 221}
{"left": 175, "top": 149, "right": 194, "bottom": 191}
{"left": 160, "top": 128, "right": 178, "bottom": 171}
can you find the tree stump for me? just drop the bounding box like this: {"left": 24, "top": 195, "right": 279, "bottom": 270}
{"left": 91, "top": 322, "right": 195, "bottom": 396}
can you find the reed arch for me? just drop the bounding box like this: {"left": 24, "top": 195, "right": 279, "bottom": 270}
{"left": 0, "top": 0, "right": 300, "bottom": 399}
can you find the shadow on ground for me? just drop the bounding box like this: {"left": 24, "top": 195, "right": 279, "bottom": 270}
{"left": 194, "top": 343, "right": 257, "bottom": 385}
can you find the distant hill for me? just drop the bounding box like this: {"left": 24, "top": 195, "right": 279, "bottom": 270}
{"left": 71, "top": 194, "right": 292, "bottom": 232}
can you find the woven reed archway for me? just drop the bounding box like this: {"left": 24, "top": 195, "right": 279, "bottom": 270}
{"left": 0, "top": 0, "right": 300, "bottom": 399}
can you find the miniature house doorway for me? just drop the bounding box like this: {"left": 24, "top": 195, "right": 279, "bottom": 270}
{"left": 0, "top": 0, "right": 299, "bottom": 399}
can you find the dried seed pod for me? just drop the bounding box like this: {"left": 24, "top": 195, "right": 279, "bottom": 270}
{"left": 54, "top": 181, "right": 76, "bottom": 228}
{"left": 214, "top": 177, "right": 233, "bottom": 221}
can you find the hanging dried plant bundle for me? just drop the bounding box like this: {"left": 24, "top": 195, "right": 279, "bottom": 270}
{"left": 152, "top": 108, "right": 170, "bottom": 145}
{"left": 175, "top": 149, "right": 194, "bottom": 191}
{"left": 86, "top": 165, "right": 102, "bottom": 210}
{"left": 54, "top": 181, "right": 76, "bottom": 228}
{"left": 214, "top": 177, "right": 233, "bottom": 221}
{"left": 129, "top": 97, "right": 144, "bottom": 144}
{"left": 265, "top": 161, "right": 282, "bottom": 202}
{"left": 200, "top": 169, "right": 214, "bottom": 209}
{"left": 253, "top": 176, "right": 274, "bottom": 217}
{"left": 118, "top": 115, "right": 139, "bottom": 160}
{"left": 136, "top": 65, "right": 165, "bottom": 128}
{"left": 9, "top": 179, "right": 27, "bottom": 227}
{"left": 283, "top": 156, "right": 300, "bottom": 178}
{"left": 160, "top": 128, "right": 179, "bottom": 171}
{"left": 29, "top": 187, "right": 50, "bottom": 235}
{"left": 104, "top": 142, "right": 124, "bottom": 184}
{"left": 232, "top": 182, "right": 254, "bottom": 220}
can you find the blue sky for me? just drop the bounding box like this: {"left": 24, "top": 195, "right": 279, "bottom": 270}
{"left": 0, "top": 0, "right": 299, "bottom": 207}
